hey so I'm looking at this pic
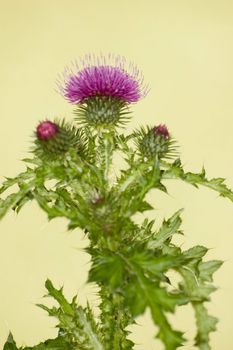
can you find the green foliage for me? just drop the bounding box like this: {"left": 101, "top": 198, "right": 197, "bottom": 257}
{"left": 0, "top": 114, "right": 230, "bottom": 350}
{"left": 178, "top": 244, "right": 223, "bottom": 350}
{"left": 3, "top": 333, "right": 75, "bottom": 350}
{"left": 87, "top": 207, "right": 222, "bottom": 350}
{"left": 37, "top": 279, "right": 104, "bottom": 350}
{"left": 147, "top": 208, "right": 184, "bottom": 249}
{"left": 162, "top": 158, "right": 233, "bottom": 202}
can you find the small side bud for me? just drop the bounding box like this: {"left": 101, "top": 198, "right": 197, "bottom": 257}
{"left": 135, "top": 124, "right": 177, "bottom": 160}
{"left": 34, "top": 119, "right": 87, "bottom": 160}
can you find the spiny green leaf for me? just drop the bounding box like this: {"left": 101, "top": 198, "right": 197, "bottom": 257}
{"left": 182, "top": 246, "right": 209, "bottom": 261}
{"left": 116, "top": 162, "right": 149, "bottom": 193}
{"left": 89, "top": 252, "right": 125, "bottom": 288}
{"left": 134, "top": 218, "right": 155, "bottom": 242}
{"left": 193, "top": 303, "right": 218, "bottom": 350}
{"left": 148, "top": 209, "right": 184, "bottom": 249}
{"left": 0, "top": 181, "right": 36, "bottom": 219}
{"left": 0, "top": 169, "right": 35, "bottom": 195}
{"left": 178, "top": 263, "right": 220, "bottom": 349}
{"left": 198, "top": 260, "right": 223, "bottom": 282}
{"left": 13, "top": 191, "right": 34, "bottom": 213}
{"left": 36, "top": 303, "right": 58, "bottom": 317}
{"left": 41, "top": 280, "right": 104, "bottom": 350}
{"left": 3, "top": 334, "right": 70, "bottom": 350}
{"left": 129, "top": 251, "right": 185, "bottom": 278}
{"left": 75, "top": 306, "right": 104, "bottom": 350}
{"left": 22, "top": 336, "right": 75, "bottom": 350}
{"left": 3, "top": 333, "right": 18, "bottom": 350}
{"left": 22, "top": 157, "right": 43, "bottom": 166}
{"left": 179, "top": 266, "right": 216, "bottom": 301}
{"left": 162, "top": 159, "right": 233, "bottom": 202}
{"left": 123, "top": 255, "right": 188, "bottom": 312}
{"left": 137, "top": 200, "right": 154, "bottom": 212}
{"left": 151, "top": 305, "right": 185, "bottom": 350}
{"left": 32, "top": 187, "right": 80, "bottom": 222}
{"left": 125, "top": 273, "right": 186, "bottom": 350}
{"left": 180, "top": 246, "right": 209, "bottom": 276}
{"left": 44, "top": 279, "right": 74, "bottom": 316}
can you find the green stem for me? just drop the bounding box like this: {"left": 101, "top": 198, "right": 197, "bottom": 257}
{"left": 77, "top": 307, "right": 104, "bottom": 350}
{"left": 99, "top": 286, "right": 134, "bottom": 350}
{"left": 96, "top": 131, "right": 115, "bottom": 188}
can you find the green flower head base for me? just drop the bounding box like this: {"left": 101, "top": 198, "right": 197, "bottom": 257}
{"left": 136, "top": 124, "right": 177, "bottom": 160}
{"left": 34, "top": 119, "right": 86, "bottom": 160}
{"left": 59, "top": 54, "right": 148, "bottom": 128}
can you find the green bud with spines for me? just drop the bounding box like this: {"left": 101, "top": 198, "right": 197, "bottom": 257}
{"left": 135, "top": 124, "right": 177, "bottom": 160}
{"left": 34, "top": 119, "right": 87, "bottom": 160}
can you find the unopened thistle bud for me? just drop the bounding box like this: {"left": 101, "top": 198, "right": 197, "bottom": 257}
{"left": 34, "top": 120, "right": 86, "bottom": 160}
{"left": 58, "top": 55, "right": 148, "bottom": 128}
{"left": 153, "top": 124, "right": 169, "bottom": 139}
{"left": 135, "top": 124, "right": 177, "bottom": 160}
{"left": 36, "top": 121, "right": 59, "bottom": 140}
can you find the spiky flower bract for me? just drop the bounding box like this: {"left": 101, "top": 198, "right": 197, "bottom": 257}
{"left": 34, "top": 119, "right": 87, "bottom": 160}
{"left": 75, "top": 95, "right": 131, "bottom": 128}
{"left": 135, "top": 124, "right": 177, "bottom": 160}
{"left": 59, "top": 54, "right": 148, "bottom": 128}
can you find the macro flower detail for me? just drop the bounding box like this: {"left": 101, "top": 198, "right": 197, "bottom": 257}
{"left": 64, "top": 65, "right": 144, "bottom": 104}
{"left": 59, "top": 55, "right": 148, "bottom": 127}
{"left": 34, "top": 119, "right": 86, "bottom": 159}
{"left": 61, "top": 55, "right": 147, "bottom": 104}
{"left": 135, "top": 124, "right": 177, "bottom": 160}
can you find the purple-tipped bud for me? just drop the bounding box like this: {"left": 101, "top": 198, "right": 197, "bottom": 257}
{"left": 34, "top": 119, "right": 87, "bottom": 160}
{"left": 36, "top": 121, "right": 59, "bottom": 140}
{"left": 153, "top": 124, "right": 169, "bottom": 139}
{"left": 137, "top": 124, "right": 176, "bottom": 160}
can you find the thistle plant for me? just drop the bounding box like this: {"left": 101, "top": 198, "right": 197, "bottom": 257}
{"left": 1, "top": 54, "right": 233, "bottom": 350}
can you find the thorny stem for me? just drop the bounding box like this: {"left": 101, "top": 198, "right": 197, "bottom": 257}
{"left": 99, "top": 286, "right": 133, "bottom": 350}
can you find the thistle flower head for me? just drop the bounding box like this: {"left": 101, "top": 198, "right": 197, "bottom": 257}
{"left": 58, "top": 55, "right": 148, "bottom": 128}
{"left": 59, "top": 54, "right": 147, "bottom": 104}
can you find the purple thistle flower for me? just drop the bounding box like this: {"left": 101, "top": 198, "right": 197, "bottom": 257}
{"left": 36, "top": 121, "right": 59, "bottom": 140}
{"left": 153, "top": 124, "right": 169, "bottom": 139}
{"left": 59, "top": 54, "right": 148, "bottom": 104}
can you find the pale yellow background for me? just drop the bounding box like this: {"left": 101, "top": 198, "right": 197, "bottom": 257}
{"left": 0, "top": 0, "right": 233, "bottom": 349}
